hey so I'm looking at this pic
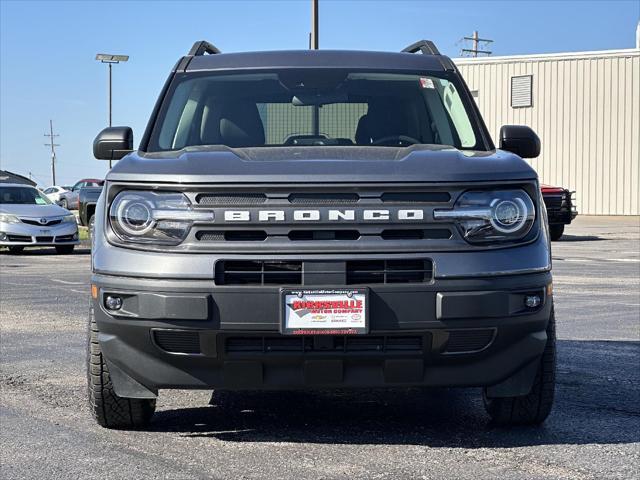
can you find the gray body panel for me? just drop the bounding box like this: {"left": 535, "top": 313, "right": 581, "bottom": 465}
{"left": 107, "top": 147, "right": 536, "bottom": 184}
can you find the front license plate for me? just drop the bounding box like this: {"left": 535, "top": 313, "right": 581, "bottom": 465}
{"left": 281, "top": 288, "right": 368, "bottom": 335}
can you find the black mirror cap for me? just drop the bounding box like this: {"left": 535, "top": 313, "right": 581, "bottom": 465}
{"left": 499, "top": 125, "right": 541, "bottom": 158}
{"left": 93, "top": 127, "right": 134, "bottom": 160}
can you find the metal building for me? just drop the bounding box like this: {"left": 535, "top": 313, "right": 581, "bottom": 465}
{"left": 455, "top": 48, "right": 640, "bottom": 215}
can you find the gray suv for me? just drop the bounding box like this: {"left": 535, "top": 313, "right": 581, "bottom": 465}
{"left": 89, "top": 40, "right": 555, "bottom": 429}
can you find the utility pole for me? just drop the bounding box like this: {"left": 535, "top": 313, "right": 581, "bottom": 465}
{"left": 310, "top": 0, "right": 320, "bottom": 135}
{"left": 44, "top": 120, "right": 59, "bottom": 185}
{"left": 310, "top": 0, "right": 319, "bottom": 49}
{"left": 460, "top": 31, "right": 493, "bottom": 57}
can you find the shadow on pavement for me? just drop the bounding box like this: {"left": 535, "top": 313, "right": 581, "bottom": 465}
{"left": 149, "top": 340, "right": 640, "bottom": 448}
{"left": 556, "top": 234, "right": 604, "bottom": 242}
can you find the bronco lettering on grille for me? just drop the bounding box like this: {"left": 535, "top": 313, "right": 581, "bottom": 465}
{"left": 221, "top": 209, "right": 425, "bottom": 222}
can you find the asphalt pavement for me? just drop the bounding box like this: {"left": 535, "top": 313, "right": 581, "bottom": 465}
{"left": 1, "top": 216, "right": 639, "bottom": 479}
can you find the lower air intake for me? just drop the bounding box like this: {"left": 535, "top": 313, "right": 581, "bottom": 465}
{"left": 153, "top": 330, "right": 201, "bottom": 354}
{"left": 443, "top": 329, "right": 495, "bottom": 354}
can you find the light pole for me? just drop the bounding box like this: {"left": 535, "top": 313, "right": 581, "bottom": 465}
{"left": 95, "top": 53, "right": 129, "bottom": 168}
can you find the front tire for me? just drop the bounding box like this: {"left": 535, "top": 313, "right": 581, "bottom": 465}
{"left": 55, "top": 245, "right": 75, "bottom": 255}
{"left": 483, "top": 308, "right": 556, "bottom": 426}
{"left": 549, "top": 224, "right": 565, "bottom": 241}
{"left": 87, "top": 309, "right": 156, "bottom": 429}
{"left": 60, "top": 198, "right": 68, "bottom": 209}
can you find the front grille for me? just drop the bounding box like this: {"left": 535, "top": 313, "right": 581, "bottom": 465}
{"left": 346, "top": 259, "right": 433, "bottom": 284}
{"left": 443, "top": 329, "right": 495, "bottom": 354}
{"left": 20, "top": 218, "right": 62, "bottom": 226}
{"left": 7, "top": 235, "right": 31, "bottom": 242}
{"left": 153, "top": 330, "right": 201, "bottom": 354}
{"left": 215, "top": 260, "right": 303, "bottom": 285}
{"left": 225, "top": 335, "right": 424, "bottom": 354}
{"left": 35, "top": 236, "right": 54, "bottom": 243}
{"left": 196, "top": 193, "right": 267, "bottom": 205}
{"left": 183, "top": 184, "right": 461, "bottom": 253}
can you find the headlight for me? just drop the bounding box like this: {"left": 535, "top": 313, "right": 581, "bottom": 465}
{"left": 62, "top": 214, "right": 77, "bottom": 224}
{"left": 109, "top": 191, "right": 213, "bottom": 245}
{"left": 0, "top": 213, "right": 20, "bottom": 224}
{"left": 434, "top": 189, "right": 535, "bottom": 243}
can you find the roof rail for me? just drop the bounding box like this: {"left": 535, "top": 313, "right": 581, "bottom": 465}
{"left": 401, "top": 40, "right": 441, "bottom": 56}
{"left": 188, "top": 40, "right": 221, "bottom": 56}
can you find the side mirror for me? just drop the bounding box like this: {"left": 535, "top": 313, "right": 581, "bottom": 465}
{"left": 93, "top": 127, "right": 133, "bottom": 160}
{"left": 499, "top": 125, "right": 541, "bottom": 158}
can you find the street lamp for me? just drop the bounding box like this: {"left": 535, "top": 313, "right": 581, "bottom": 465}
{"left": 95, "top": 53, "right": 129, "bottom": 167}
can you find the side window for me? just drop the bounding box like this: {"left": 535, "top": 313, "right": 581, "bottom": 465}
{"left": 43, "top": 188, "right": 54, "bottom": 194}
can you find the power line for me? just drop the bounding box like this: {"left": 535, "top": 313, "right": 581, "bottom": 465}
{"left": 43, "top": 120, "right": 59, "bottom": 185}
{"left": 460, "top": 30, "right": 493, "bottom": 57}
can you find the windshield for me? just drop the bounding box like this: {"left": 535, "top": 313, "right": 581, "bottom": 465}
{"left": 0, "top": 186, "right": 52, "bottom": 205}
{"left": 148, "top": 70, "right": 483, "bottom": 152}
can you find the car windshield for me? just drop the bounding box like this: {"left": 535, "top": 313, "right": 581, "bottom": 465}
{"left": 148, "top": 70, "right": 483, "bottom": 152}
{"left": 0, "top": 186, "right": 52, "bottom": 205}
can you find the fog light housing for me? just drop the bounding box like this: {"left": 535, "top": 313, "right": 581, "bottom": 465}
{"left": 105, "top": 295, "right": 123, "bottom": 311}
{"left": 525, "top": 295, "right": 541, "bottom": 309}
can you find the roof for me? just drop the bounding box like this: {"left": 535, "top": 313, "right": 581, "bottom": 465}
{"left": 0, "top": 170, "right": 37, "bottom": 186}
{"left": 454, "top": 48, "right": 640, "bottom": 65}
{"left": 184, "top": 49, "right": 453, "bottom": 73}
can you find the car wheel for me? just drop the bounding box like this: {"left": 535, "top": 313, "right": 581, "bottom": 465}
{"left": 87, "top": 308, "right": 156, "bottom": 429}
{"left": 60, "top": 198, "right": 68, "bottom": 209}
{"left": 549, "top": 224, "right": 565, "bottom": 241}
{"left": 55, "top": 245, "right": 75, "bottom": 255}
{"left": 7, "top": 246, "right": 24, "bottom": 254}
{"left": 483, "top": 308, "right": 556, "bottom": 426}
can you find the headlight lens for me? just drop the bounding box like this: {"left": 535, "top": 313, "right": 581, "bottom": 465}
{"left": 109, "top": 191, "right": 213, "bottom": 245}
{"left": 62, "top": 214, "right": 77, "bottom": 224}
{"left": 0, "top": 213, "right": 20, "bottom": 224}
{"left": 434, "top": 189, "right": 535, "bottom": 243}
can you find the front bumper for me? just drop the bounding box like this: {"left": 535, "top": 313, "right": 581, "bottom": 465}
{"left": 92, "top": 271, "right": 552, "bottom": 398}
{"left": 0, "top": 220, "right": 79, "bottom": 246}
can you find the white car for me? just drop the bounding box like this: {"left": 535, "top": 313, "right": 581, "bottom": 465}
{"left": 42, "top": 185, "right": 70, "bottom": 204}
{"left": 0, "top": 183, "right": 79, "bottom": 254}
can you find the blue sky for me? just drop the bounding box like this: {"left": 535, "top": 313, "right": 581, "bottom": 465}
{"left": 1, "top": 0, "right": 638, "bottom": 187}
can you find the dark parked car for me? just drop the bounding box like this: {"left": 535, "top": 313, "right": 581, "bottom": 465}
{"left": 88, "top": 40, "right": 555, "bottom": 429}
{"left": 541, "top": 184, "right": 577, "bottom": 240}
{"left": 78, "top": 186, "right": 103, "bottom": 230}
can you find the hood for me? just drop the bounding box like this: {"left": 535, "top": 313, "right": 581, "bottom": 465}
{"left": 0, "top": 203, "right": 71, "bottom": 218}
{"left": 106, "top": 145, "right": 538, "bottom": 184}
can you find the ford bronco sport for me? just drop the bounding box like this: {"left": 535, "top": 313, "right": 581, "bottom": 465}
{"left": 88, "top": 40, "right": 555, "bottom": 429}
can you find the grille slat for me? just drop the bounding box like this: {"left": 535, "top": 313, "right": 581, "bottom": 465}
{"left": 196, "top": 193, "right": 267, "bottom": 205}
{"left": 346, "top": 259, "right": 433, "bottom": 284}
{"left": 216, "top": 260, "right": 303, "bottom": 285}
{"left": 225, "top": 335, "right": 423, "bottom": 354}
{"left": 288, "top": 193, "right": 360, "bottom": 204}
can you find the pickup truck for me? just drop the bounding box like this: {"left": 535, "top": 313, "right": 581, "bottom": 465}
{"left": 78, "top": 186, "right": 103, "bottom": 229}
